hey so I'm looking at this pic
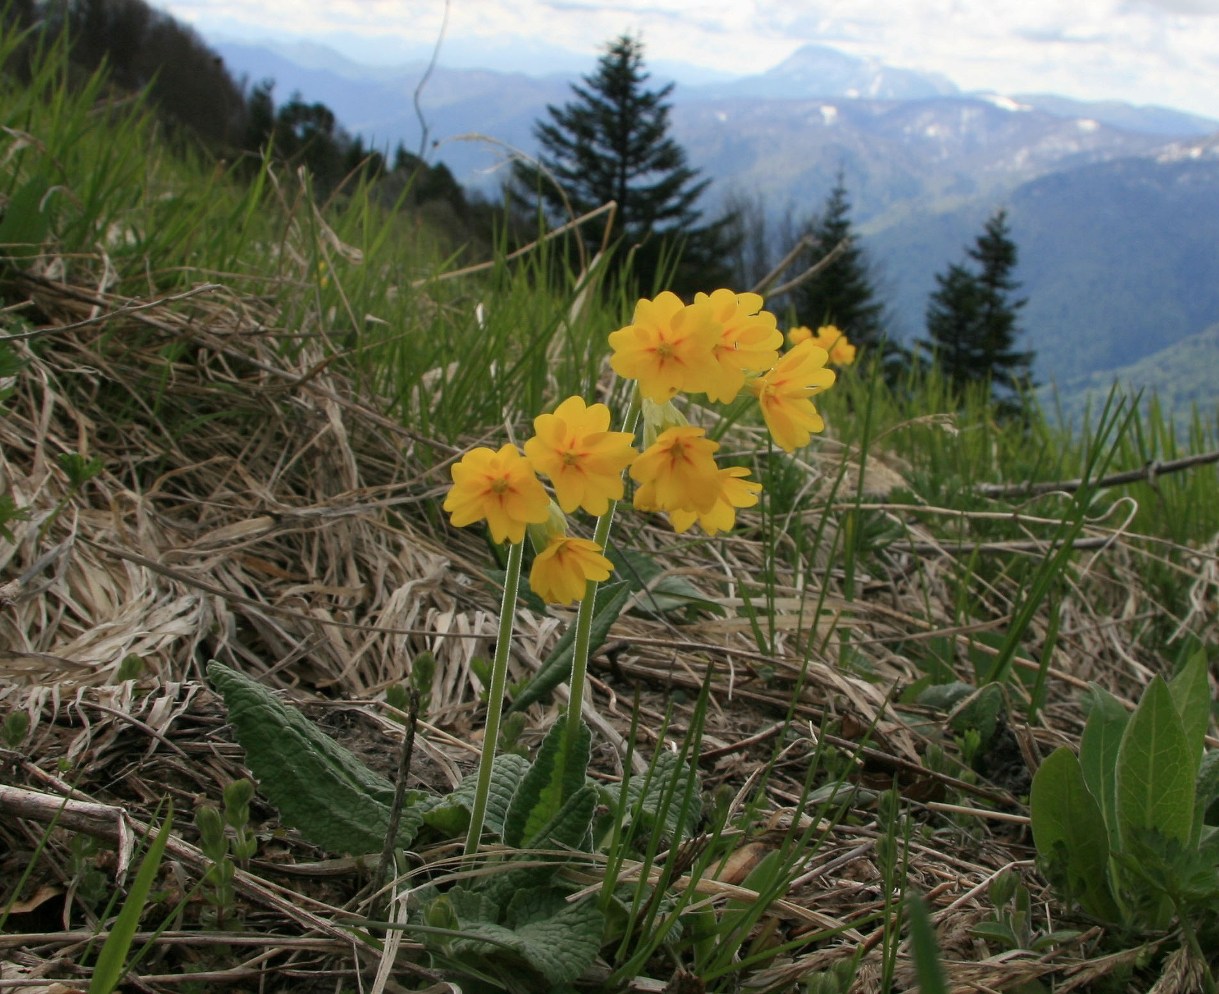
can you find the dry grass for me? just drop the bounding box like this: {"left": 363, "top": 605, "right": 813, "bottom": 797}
{"left": 1, "top": 266, "right": 1215, "bottom": 991}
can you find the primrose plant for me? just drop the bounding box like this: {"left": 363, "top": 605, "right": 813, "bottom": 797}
{"left": 211, "top": 288, "right": 848, "bottom": 990}
{"left": 441, "top": 288, "right": 842, "bottom": 854}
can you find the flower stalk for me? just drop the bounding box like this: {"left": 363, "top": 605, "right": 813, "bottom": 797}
{"left": 563, "top": 390, "right": 641, "bottom": 756}
{"left": 463, "top": 538, "right": 524, "bottom": 859}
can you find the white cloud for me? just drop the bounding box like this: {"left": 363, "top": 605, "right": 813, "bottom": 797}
{"left": 156, "top": 0, "right": 1219, "bottom": 118}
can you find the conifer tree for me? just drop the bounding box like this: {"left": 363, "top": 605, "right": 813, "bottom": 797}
{"left": 922, "top": 209, "right": 1034, "bottom": 409}
{"left": 511, "top": 34, "right": 725, "bottom": 293}
{"left": 794, "top": 176, "right": 885, "bottom": 351}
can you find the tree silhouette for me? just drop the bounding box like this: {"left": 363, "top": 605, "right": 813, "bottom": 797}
{"left": 922, "top": 209, "right": 1033, "bottom": 410}
{"left": 511, "top": 34, "right": 725, "bottom": 293}
{"left": 794, "top": 176, "right": 885, "bottom": 351}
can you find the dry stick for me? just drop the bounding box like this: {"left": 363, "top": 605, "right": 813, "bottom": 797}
{"left": 886, "top": 535, "right": 1117, "bottom": 556}
{"left": 749, "top": 235, "right": 815, "bottom": 296}
{"left": 976, "top": 446, "right": 1219, "bottom": 498}
{"left": 411, "top": 200, "right": 617, "bottom": 286}
{"left": 753, "top": 237, "right": 851, "bottom": 298}
{"left": 0, "top": 930, "right": 351, "bottom": 951}
{"left": 375, "top": 687, "right": 420, "bottom": 910}
{"left": 0, "top": 282, "right": 223, "bottom": 341}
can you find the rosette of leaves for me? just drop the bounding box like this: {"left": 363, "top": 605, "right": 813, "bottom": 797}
{"left": 1030, "top": 650, "right": 1219, "bottom": 963}
{"left": 208, "top": 663, "right": 703, "bottom": 991}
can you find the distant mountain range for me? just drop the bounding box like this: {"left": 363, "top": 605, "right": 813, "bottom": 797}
{"left": 213, "top": 38, "right": 1219, "bottom": 414}
{"left": 1044, "top": 321, "right": 1219, "bottom": 432}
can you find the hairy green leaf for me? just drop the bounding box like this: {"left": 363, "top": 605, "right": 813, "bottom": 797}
{"left": 604, "top": 749, "right": 702, "bottom": 844}
{"left": 1079, "top": 684, "right": 1129, "bottom": 851}
{"left": 522, "top": 783, "right": 597, "bottom": 851}
{"left": 947, "top": 681, "right": 1005, "bottom": 745}
{"left": 914, "top": 681, "right": 975, "bottom": 713}
{"left": 503, "top": 716, "right": 590, "bottom": 849}
{"left": 450, "top": 886, "right": 604, "bottom": 987}
{"left": 1116, "top": 676, "right": 1195, "bottom": 852}
{"left": 609, "top": 546, "right": 724, "bottom": 618}
{"left": 208, "top": 662, "right": 431, "bottom": 855}
{"left": 1169, "top": 649, "right": 1211, "bottom": 765}
{"left": 423, "top": 753, "right": 530, "bottom": 838}
{"left": 1030, "top": 747, "right": 1120, "bottom": 921}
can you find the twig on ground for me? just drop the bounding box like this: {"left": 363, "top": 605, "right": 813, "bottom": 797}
{"left": 976, "top": 447, "right": 1219, "bottom": 498}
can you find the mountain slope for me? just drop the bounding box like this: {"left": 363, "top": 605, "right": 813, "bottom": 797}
{"left": 870, "top": 144, "right": 1219, "bottom": 382}
{"left": 1044, "top": 321, "right": 1219, "bottom": 428}
{"left": 681, "top": 43, "right": 958, "bottom": 102}
{"left": 674, "top": 95, "right": 1172, "bottom": 225}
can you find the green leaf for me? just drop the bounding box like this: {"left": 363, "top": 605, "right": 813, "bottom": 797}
{"left": 423, "top": 753, "right": 530, "bottom": 838}
{"left": 523, "top": 784, "right": 597, "bottom": 851}
{"left": 503, "top": 716, "right": 591, "bottom": 849}
{"left": 914, "top": 681, "right": 976, "bottom": 713}
{"left": 970, "top": 920, "right": 1021, "bottom": 950}
{"left": 906, "top": 894, "right": 949, "bottom": 994}
{"left": 507, "top": 581, "right": 631, "bottom": 713}
{"left": 1116, "top": 676, "right": 1196, "bottom": 852}
{"left": 1193, "top": 750, "right": 1219, "bottom": 844}
{"left": 88, "top": 803, "right": 173, "bottom": 994}
{"left": 608, "top": 546, "right": 723, "bottom": 618}
{"left": 448, "top": 885, "right": 500, "bottom": 926}
{"left": 947, "top": 682, "right": 1005, "bottom": 745}
{"left": 601, "top": 748, "right": 702, "bottom": 844}
{"left": 451, "top": 887, "right": 604, "bottom": 987}
{"left": 1169, "top": 649, "right": 1211, "bottom": 765}
{"left": 207, "top": 662, "right": 431, "bottom": 854}
{"left": 0, "top": 177, "right": 53, "bottom": 250}
{"left": 1029, "top": 747, "right": 1120, "bottom": 921}
{"left": 1079, "top": 684, "right": 1129, "bottom": 851}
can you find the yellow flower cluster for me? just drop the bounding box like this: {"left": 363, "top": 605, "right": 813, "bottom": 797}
{"left": 786, "top": 324, "right": 857, "bottom": 366}
{"left": 610, "top": 291, "right": 837, "bottom": 452}
{"left": 443, "top": 289, "right": 838, "bottom": 604}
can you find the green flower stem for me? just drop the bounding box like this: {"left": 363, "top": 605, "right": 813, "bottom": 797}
{"left": 564, "top": 390, "right": 642, "bottom": 756}
{"left": 464, "top": 538, "right": 525, "bottom": 859}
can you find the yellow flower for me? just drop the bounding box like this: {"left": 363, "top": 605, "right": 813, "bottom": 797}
{"left": 669, "top": 465, "right": 762, "bottom": 536}
{"left": 443, "top": 444, "right": 551, "bottom": 544}
{"left": 786, "top": 325, "right": 813, "bottom": 347}
{"left": 524, "top": 396, "right": 637, "bottom": 516}
{"left": 529, "top": 535, "right": 613, "bottom": 605}
{"left": 808, "top": 324, "right": 856, "bottom": 366}
{"left": 608, "top": 292, "right": 721, "bottom": 402}
{"left": 749, "top": 341, "right": 837, "bottom": 452}
{"left": 696, "top": 289, "right": 783, "bottom": 404}
{"left": 629, "top": 426, "right": 721, "bottom": 513}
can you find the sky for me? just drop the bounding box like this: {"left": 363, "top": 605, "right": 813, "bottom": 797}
{"left": 157, "top": 0, "right": 1219, "bottom": 120}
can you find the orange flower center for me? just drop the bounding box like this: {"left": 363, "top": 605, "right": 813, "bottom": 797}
{"left": 666, "top": 440, "right": 691, "bottom": 465}
{"left": 489, "top": 477, "right": 510, "bottom": 495}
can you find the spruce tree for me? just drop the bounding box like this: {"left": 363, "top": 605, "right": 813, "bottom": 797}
{"left": 794, "top": 176, "right": 885, "bottom": 350}
{"left": 511, "top": 35, "right": 724, "bottom": 293}
{"left": 922, "top": 209, "right": 1034, "bottom": 408}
